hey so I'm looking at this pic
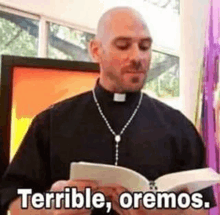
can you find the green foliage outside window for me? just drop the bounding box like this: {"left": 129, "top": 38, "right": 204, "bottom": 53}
{"left": 0, "top": 13, "right": 38, "bottom": 57}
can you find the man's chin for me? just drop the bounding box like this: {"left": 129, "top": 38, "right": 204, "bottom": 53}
{"left": 124, "top": 78, "right": 146, "bottom": 92}
{"left": 123, "top": 83, "right": 144, "bottom": 92}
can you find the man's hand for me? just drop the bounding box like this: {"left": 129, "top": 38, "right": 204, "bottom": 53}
{"left": 94, "top": 185, "right": 208, "bottom": 215}
{"left": 10, "top": 182, "right": 209, "bottom": 215}
{"left": 95, "top": 184, "right": 130, "bottom": 215}
{"left": 49, "top": 179, "right": 99, "bottom": 215}
{"left": 10, "top": 179, "right": 98, "bottom": 215}
{"left": 124, "top": 206, "right": 208, "bottom": 215}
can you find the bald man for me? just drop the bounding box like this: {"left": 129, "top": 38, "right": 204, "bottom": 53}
{"left": 0, "top": 7, "right": 215, "bottom": 215}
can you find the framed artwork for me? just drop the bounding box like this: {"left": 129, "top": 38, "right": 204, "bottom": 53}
{"left": 0, "top": 55, "right": 99, "bottom": 177}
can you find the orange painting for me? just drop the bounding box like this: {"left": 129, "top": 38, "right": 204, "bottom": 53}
{"left": 11, "top": 67, "right": 99, "bottom": 159}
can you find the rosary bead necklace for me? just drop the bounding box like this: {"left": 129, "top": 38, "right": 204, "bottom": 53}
{"left": 92, "top": 89, "right": 143, "bottom": 166}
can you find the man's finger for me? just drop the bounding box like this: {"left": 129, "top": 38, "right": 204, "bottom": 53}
{"left": 94, "top": 185, "right": 132, "bottom": 215}
{"left": 67, "top": 179, "right": 99, "bottom": 191}
{"left": 50, "top": 180, "right": 99, "bottom": 192}
{"left": 53, "top": 208, "right": 91, "bottom": 215}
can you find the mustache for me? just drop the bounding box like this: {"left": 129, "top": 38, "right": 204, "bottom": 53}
{"left": 130, "top": 60, "right": 143, "bottom": 70}
{"left": 122, "top": 61, "right": 145, "bottom": 73}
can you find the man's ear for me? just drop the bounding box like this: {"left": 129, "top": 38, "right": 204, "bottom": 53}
{"left": 89, "top": 39, "right": 102, "bottom": 62}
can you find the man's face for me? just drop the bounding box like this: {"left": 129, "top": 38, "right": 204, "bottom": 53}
{"left": 98, "top": 13, "right": 152, "bottom": 93}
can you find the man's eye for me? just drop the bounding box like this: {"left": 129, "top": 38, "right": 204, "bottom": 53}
{"left": 139, "top": 45, "right": 149, "bottom": 51}
{"left": 115, "top": 41, "right": 130, "bottom": 50}
{"left": 139, "top": 41, "right": 151, "bottom": 51}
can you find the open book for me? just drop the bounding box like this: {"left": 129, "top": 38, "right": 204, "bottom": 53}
{"left": 70, "top": 162, "right": 220, "bottom": 193}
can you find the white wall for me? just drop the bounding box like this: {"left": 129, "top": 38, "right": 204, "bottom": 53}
{"left": 180, "top": 0, "right": 209, "bottom": 122}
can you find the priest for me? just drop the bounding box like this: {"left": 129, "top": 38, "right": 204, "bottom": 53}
{"left": 0, "top": 6, "right": 216, "bottom": 215}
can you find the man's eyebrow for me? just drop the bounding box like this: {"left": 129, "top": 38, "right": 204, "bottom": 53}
{"left": 141, "top": 37, "right": 153, "bottom": 44}
{"left": 114, "top": 37, "right": 132, "bottom": 41}
{"left": 113, "top": 37, "right": 153, "bottom": 43}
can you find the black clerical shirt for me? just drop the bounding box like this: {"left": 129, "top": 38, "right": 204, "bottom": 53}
{"left": 0, "top": 82, "right": 216, "bottom": 211}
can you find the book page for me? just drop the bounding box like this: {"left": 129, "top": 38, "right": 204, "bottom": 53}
{"left": 155, "top": 168, "right": 220, "bottom": 193}
{"left": 70, "top": 162, "right": 150, "bottom": 192}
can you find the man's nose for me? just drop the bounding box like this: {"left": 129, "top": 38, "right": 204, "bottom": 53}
{"left": 130, "top": 60, "right": 142, "bottom": 70}
{"left": 129, "top": 44, "right": 142, "bottom": 70}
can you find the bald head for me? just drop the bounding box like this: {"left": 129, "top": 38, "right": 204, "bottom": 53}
{"left": 89, "top": 6, "right": 152, "bottom": 93}
{"left": 96, "top": 7, "right": 149, "bottom": 42}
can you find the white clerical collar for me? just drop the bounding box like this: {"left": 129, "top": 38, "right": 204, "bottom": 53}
{"left": 113, "top": 93, "right": 126, "bottom": 102}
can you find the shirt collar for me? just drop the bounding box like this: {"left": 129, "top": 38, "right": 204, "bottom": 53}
{"left": 94, "top": 79, "right": 141, "bottom": 103}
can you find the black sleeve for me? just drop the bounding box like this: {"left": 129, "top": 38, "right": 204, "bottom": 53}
{"left": 0, "top": 109, "right": 51, "bottom": 211}
{"left": 174, "top": 110, "right": 216, "bottom": 208}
